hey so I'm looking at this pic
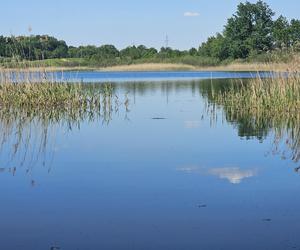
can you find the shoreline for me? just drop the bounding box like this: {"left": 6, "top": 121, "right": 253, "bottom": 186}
{"left": 0, "top": 62, "right": 293, "bottom": 73}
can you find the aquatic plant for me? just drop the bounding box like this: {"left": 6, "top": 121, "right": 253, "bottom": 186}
{"left": 215, "top": 73, "right": 300, "bottom": 115}
{"left": 0, "top": 81, "right": 130, "bottom": 183}
{"left": 200, "top": 65, "right": 300, "bottom": 169}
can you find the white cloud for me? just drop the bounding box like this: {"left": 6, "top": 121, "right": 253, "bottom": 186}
{"left": 184, "top": 12, "right": 200, "bottom": 17}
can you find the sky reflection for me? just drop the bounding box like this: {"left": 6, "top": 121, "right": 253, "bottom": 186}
{"left": 177, "top": 166, "right": 257, "bottom": 184}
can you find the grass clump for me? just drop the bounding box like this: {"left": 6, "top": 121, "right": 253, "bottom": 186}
{"left": 214, "top": 69, "right": 300, "bottom": 115}
{"left": 0, "top": 80, "right": 129, "bottom": 176}
{"left": 0, "top": 82, "right": 101, "bottom": 109}
{"left": 202, "top": 62, "right": 300, "bottom": 166}
{"left": 0, "top": 68, "right": 115, "bottom": 111}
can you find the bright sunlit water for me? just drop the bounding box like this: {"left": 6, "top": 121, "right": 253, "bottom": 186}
{"left": 0, "top": 73, "right": 299, "bottom": 250}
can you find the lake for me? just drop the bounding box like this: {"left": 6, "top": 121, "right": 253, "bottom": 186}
{"left": 15, "top": 70, "right": 274, "bottom": 83}
{"left": 56, "top": 71, "right": 273, "bottom": 82}
{"left": 0, "top": 72, "right": 299, "bottom": 250}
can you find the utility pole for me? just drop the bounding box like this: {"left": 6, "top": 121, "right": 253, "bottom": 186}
{"left": 165, "top": 35, "right": 169, "bottom": 48}
{"left": 28, "top": 25, "right": 32, "bottom": 60}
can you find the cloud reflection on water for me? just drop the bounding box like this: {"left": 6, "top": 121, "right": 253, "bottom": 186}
{"left": 177, "top": 165, "right": 257, "bottom": 184}
{"left": 208, "top": 167, "right": 257, "bottom": 184}
{"left": 184, "top": 120, "right": 201, "bottom": 129}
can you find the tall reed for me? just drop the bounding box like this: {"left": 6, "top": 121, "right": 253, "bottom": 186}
{"left": 202, "top": 61, "right": 300, "bottom": 168}
{"left": 0, "top": 80, "right": 129, "bottom": 182}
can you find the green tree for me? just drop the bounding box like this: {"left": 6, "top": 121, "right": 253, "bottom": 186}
{"left": 143, "top": 47, "right": 158, "bottom": 58}
{"left": 76, "top": 45, "right": 98, "bottom": 58}
{"left": 290, "top": 19, "right": 300, "bottom": 49}
{"left": 97, "top": 45, "right": 119, "bottom": 59}
{"left": 120, "top": 46, "right": 142, "bottom": 60}
{"left": 189, "top": 48, "right": 198, "bottom": 56}
{"left": 199, "top": 34, "right": 229, "bottom": 60}
{"left": 273, "top": 15, "right": 290, "bottom": 50}
{"left": 224, "top": 0, "right": 274, "bottom": 58}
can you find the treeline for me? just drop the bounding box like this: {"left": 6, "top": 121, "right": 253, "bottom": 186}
{"left": 0, "top": 35, "right": 69, "bottom": 60}
{"left": 0, "top": 35, "right": 199, "bottom": 62}
{"left": 199, "top": 1, "right": 300, "bottom": 60}
{"left": 1, "top": 1, "right": 300, "bottom": 66}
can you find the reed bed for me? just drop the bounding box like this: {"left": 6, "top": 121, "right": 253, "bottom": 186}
{"left": 0, "top": 84, "right": 130, "bottom": 184}
{"left": 203, "top": 61, "right": 300, "bottom": 167}
{"left": 0, "top": 67, "right": 130, "bottom": 177}
{"left": 0, "top": 82, "right": 89, "bottom": 108}
{"left": 211, "top": 56, "right": 300, "bottom": 115}
{"left": 0, "top": 67, "right": 112, "bottom": 110}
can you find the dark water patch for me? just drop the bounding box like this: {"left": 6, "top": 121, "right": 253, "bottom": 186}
{"left": 262, "top": 218, "right": 272, "bottom": 222}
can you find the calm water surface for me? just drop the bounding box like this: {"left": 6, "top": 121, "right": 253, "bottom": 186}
{"left": 27, "top": 70, "right": 274, "bottom": 82}
{"left": 0, "top": 76, "right": 299, "bottom": 250}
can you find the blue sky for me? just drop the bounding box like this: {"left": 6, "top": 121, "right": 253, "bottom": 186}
{"left": 1, "top": 0, "right": 300, "bottom": 49}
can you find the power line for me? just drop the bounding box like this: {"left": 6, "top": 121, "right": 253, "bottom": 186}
{"left": 165, "top": 35, "right": 169, "bottom": 48}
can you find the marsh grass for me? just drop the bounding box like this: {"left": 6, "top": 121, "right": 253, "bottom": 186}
{"left": 3, "top": 57, "right": 298, "bottom": 72}
{"left": 208, "top": 56, "right": 300, "bottom": 114}
{"left": 0, "top": 82, "right": 95, "bottom": 108}
{"left": 215, "top": 73, "right": 300, "bottom": 115}
{"left": 0, "top": 71, "right": 130, "bottom": 183}
{"left": 0, "top": 61, "right": 132, "bottom": 177}
{"left": 0, "top": 66, "right": 113, "bottom": 110}
{"left": 203, "top": 61, "right": 300, "bottom": 168}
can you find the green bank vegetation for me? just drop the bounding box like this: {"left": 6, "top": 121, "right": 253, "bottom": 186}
{"left": 198, "top": 1, "right": 300, "bottom": 61}
{"left": 0, "top": 1, "right": 300, "bottom": 69}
